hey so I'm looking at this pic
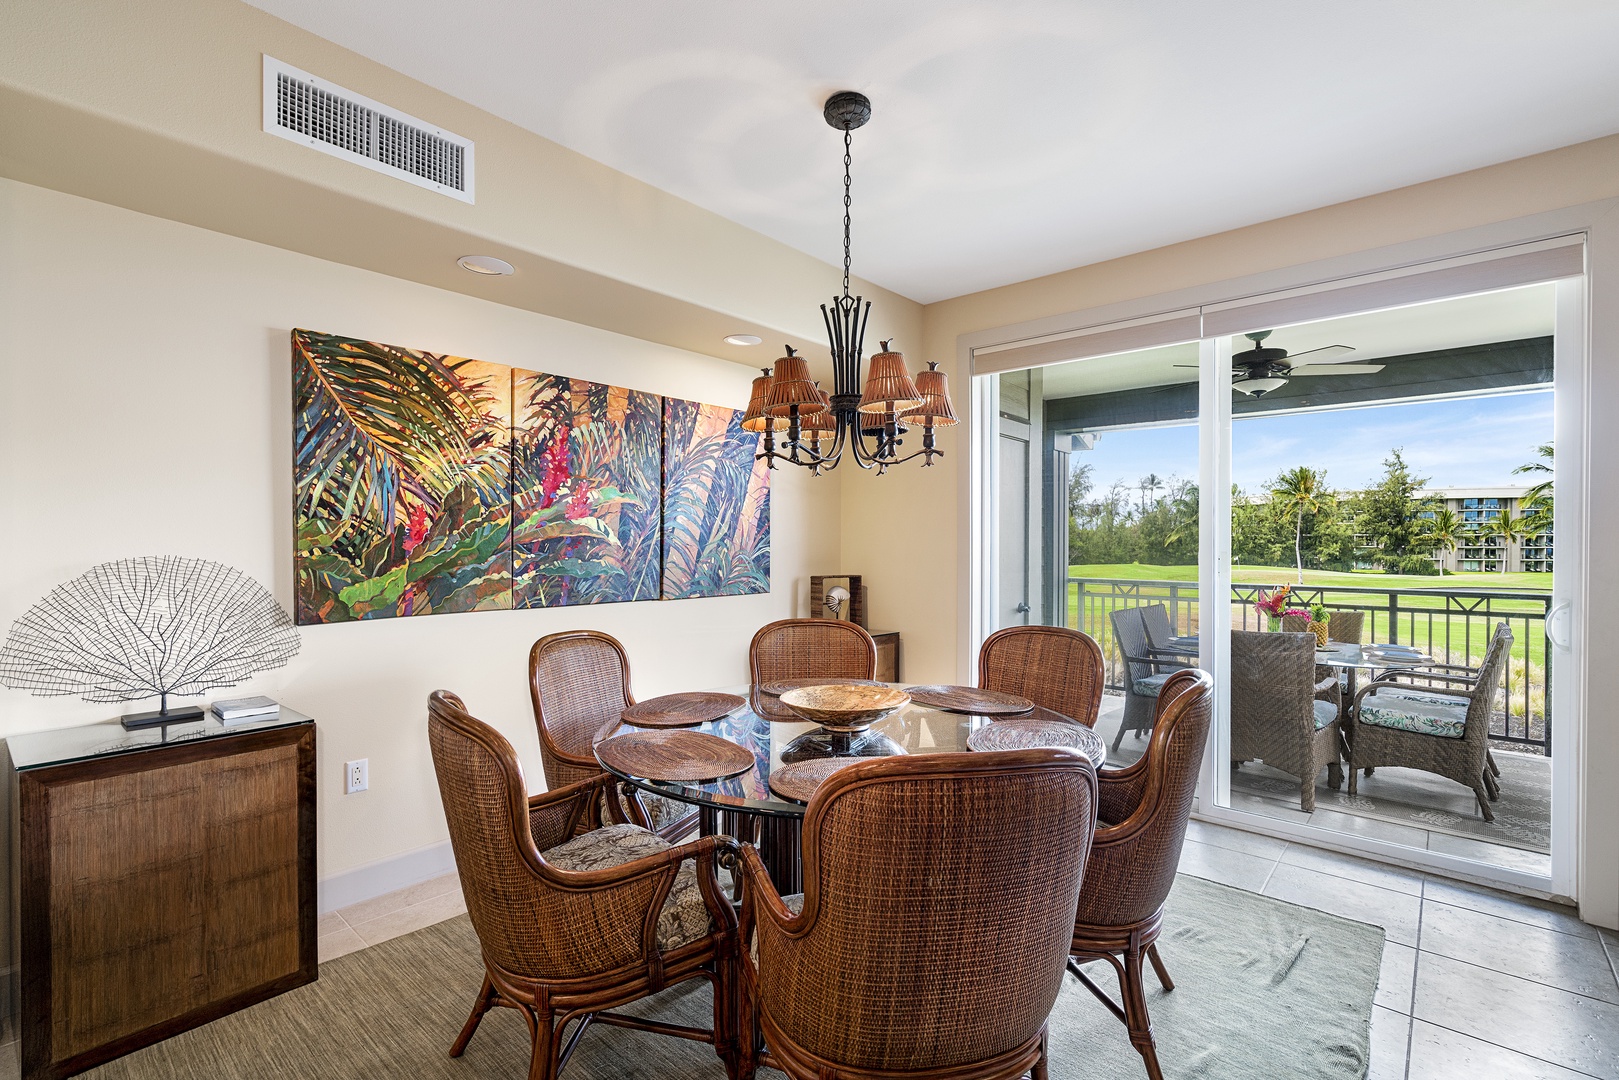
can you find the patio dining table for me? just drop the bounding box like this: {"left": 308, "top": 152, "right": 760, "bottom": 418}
{"left": 594, "top": 682, "right": 1105, "bottom": 893}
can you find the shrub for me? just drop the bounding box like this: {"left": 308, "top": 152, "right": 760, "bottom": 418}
{"left": 1390, "top": 554, "right": 1441, "bottom": 576}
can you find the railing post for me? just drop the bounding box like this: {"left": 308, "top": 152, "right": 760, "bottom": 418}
{"left": 1387, "top": 592, "right": 1399, "bottom": 645}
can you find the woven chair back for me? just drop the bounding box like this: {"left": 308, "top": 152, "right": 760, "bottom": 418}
{"left": 749, "top": 618, "right": 877, "bottom": 688}
{"left": 978, "top": 625, "right": 1105, "bottom": 726}
{"left": 529, "top": 631, "right": 633, "bottom": 788}
{"left": 1139, "top": 604, "right": 1179, "bottom": 650}
{"left": 1230, "top": 630, "right": 1317, "bottom": 756}
{"left": 1462, "top": 622, "right": 1515, "bottom": 742}
{"left": 428, "top": 692, "right": 668, "bottom": 982}
{"left": 1109, "top": 607, "right": 1152, "bottom": 685}
{"left": 1075, "top": 670, "right": 1213, "bottom": 927}
{"left": 1281, "top": 613, "right": 1310, "bottom": 633}
{"left": 1328, "top": 610, "right": 1365, "bottom": 644}
{"left": 756, "top": 749, "right": 1096, "bottom": 1073}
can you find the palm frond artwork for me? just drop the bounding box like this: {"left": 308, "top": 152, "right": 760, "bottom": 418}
{"left": 512, "top": 372, "right": 662, "bottom": 607}
{"left": 293, "top": 329, "right": 512, "bottom": 624}
{"left": 661, "top": 398, "right": 771, "bottom": 599}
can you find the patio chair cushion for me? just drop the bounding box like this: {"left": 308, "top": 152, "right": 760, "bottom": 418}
{"left": 619, "top": 790, "right": 694, "bottom": 834}
{"left": 1311, "top": 700, "right": 1338, "bottom": 731}
{"left": 543, "top": 823, "right": 712, "bottom": 951}
{"left": 1133, "top": 672, "right": 1174, "bottom": 697}
{"left": 1358, "top": 688, "right": 1466, "bottom": 740}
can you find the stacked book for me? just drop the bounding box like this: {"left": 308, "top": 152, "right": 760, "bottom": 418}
{"left": 210, "top": 696, "right": 281, "bottom": 725}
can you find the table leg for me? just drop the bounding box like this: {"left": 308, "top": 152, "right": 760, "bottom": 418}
{"left": 756, "top": 815, "right": 803, "bottom": 896}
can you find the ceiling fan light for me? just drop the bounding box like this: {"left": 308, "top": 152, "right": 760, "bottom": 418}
{"left": 1236, "top": 376, "right": 1288, "bottom": 397}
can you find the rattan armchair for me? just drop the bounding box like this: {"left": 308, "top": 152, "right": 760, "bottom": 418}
{"left": 1069, "top": 669, "right": 1212, "bottom": 1080}
{"left": 1348, "top": 622, "right": 1513, "bottom": 820}
{"left": 1110, "top": 607, "right": 1194, "bottom": 751}
{"left": 1230, "top": 630, "right": 1343, "bottom": 812}
{"left": 738, "top": 750, "right": 1098, "bottom": 1080}
{"left": 427, "top": 691, "right": 742, "bottom": 1080}
{"left": 978, "top": 624, "right": 1105, "bottom": 726}
{"left": 529, "top": 630, "right": 696, "bottom": 840}
{"left": 747, "top": 618, "right": 878, "bottom": 717}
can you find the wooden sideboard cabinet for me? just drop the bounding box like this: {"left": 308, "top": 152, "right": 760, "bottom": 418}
{"left": 871, "top": 631, "right": 901, "bottom": 682}
{"left": 5, "top": 711, "right": 316, "bottom": 1079}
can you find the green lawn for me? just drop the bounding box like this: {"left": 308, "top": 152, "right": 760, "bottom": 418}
{"left": 1071, "top": 562, "right": 1553, "bottom": 594}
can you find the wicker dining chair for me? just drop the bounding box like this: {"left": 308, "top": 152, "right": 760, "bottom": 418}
{"left": 1140, "top": 604, "right": 1196, "bottom": 660}
{"left": 1110, "top": 608, "right": 1194, "bottom": 751}
{"left": 1069, "top": 668, "right": 1212, "bottom": 1080}
{"left": 1230, "top": 630, "right": 1343, "bottom": 811}
{"left": 529, "top": 630, "right": 696, "bottom": 840}
{"left": 978, "top": 624, "right": 1105, "bottom": 726}
{"left": 427, "top": 691, "right": 742, "bottom": 1080}
{"left": 747, "top": 618, "right": 878, "bottom": 717}
{"left": 1310, "top": 609, "right": 1368, "bottom": 711}
{"left": 1347, "top": 622, "right": 1513, "bottom": 820}
{"left": 737, "top": 749, "right": 1098, "bottom": 1080}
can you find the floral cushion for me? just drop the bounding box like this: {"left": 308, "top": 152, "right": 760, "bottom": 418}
{"left": 1132, "top": 673, "right": 1173, "bottom": 698}
{"left": 1359, "top": 689, "right": 1466, "bottom": 739}
{"left": 1311, "top": 700, "right": 1338, "bottom": 731}
{"left": 619, "top": 791, "right": 695, "bottom": 835}
{"left": 542, "top": 823, "right": 712, "bottom": 951}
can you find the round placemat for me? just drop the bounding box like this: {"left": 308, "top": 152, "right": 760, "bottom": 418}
{"left": 967, "top": 719, "right": 1105, "bottom": 764}
{"left": 769, "top": 757, "right": 861, "bottom": 804}
{"left": 596, "top": 730, "right": 755, "bottom": 783}
{"left": 905, "top": 684, "right": 1034, "bottom": 716}
{"left": 622, "top": 691, "right": 745, "bottom": 728}
{"left": 760, "top": 677, "right": 883, "bottom": 696}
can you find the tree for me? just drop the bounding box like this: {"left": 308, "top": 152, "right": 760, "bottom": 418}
{"left": 1357, "top": 449, "right": 1436, "bottom": 567}
{"left": 1138, "top": 473, "right": 1163, "bottom": 511}
{"left": 1479, "top": 513, "right": 1526, "bottom": 574}
{"left": 1424, "top": 508, "right": 1463, "bottom": 560}
{"left": 1270, "top": 466, "right": 1327, "bottom": 584}
{"left": 1514, "top": 442, "right": 1554, "bottom": 535}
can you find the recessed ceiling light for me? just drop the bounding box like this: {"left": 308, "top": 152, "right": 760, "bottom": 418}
{"left": 723, "top": 334, "right": 763, "bottom": 347}
{"left": 457, "top": 255, "right": 514, "bottom": 276}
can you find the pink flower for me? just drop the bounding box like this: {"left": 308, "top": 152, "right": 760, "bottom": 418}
{"left": 538, "top": 425, "right": 572, "bottom": 509}
{"left": 564, "top": 484, "right": 593, "bottom": 521}
{"left": 405, "top": 504, "right": 430, "bottom": 552}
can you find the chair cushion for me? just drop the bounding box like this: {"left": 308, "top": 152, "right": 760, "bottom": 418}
{"left": 1359, "top": 689, "right": 1467, "bottom": 739}
{"left": 619, "top": 790, "right": 694, "bottom": 834}
{"left": 1133, "top": 673, "right": 1173, "bottom": 697}
{"left": 542, "top": 823, "right": 713, "bottom": 951}
{"left": 1312, "top": 700, "right": 1338, "bottom": 731}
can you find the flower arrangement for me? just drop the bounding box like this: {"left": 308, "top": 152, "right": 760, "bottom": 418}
{"left": 1254, "top": 586, "right": 1291, "bottom": 632}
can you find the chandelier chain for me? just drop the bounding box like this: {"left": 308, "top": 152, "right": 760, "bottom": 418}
{"left": 842, "top": 127, "right": 853, "bottom": 298}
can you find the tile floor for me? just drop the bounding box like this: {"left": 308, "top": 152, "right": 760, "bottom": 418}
{"left": 8, "top": 822, "right": 1612, "bottom": 1080}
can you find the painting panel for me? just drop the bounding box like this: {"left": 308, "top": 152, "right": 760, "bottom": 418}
{"left": 292, "top": 329, "right": 512, "bottom": 624}
{"left": 661, "top": 398, "right": 771, "bottom": 599}
{"left": 512, "top": 372, "right": 662, "bottom": 606}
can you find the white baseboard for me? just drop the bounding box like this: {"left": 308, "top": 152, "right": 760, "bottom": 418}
{"left": 317, "top": 840, "right": 457, "bottom": 914}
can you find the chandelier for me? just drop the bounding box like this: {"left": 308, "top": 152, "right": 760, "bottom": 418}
{"left": 741, "top": 91, "right": 956, "bottom": 475}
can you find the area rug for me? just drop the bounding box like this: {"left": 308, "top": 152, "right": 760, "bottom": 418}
{"left": 85, "top": 876, "right": 1382, "bottom": 1080}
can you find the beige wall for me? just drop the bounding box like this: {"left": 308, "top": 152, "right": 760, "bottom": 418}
{"left": 0, "top": 178, "right": 841, "bottom": 887}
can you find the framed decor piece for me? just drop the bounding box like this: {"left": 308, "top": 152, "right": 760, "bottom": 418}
{"left": 294, "top": 329, "right": 512, "bottom": 623}
{"left": 661, "top": 398, "right": 771, "bottom": 599}
{"left": 810, "top": 575, "right": 866, "bottom": 626}
{"left": 512, "top": 371, "right": 662, "bottom": 607}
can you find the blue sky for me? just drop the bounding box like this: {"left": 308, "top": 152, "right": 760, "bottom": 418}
{"left": 1074, "top": 389, "right": 1553, "bottom": 498}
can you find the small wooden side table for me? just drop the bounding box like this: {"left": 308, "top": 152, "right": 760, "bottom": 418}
{"left": 4, "top": 709, "right": 316, "bottom": 1079}
{"left": 870, "top": 631, "right": 901, "bottom": 682}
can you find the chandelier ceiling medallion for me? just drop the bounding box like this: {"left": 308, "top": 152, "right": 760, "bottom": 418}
{"left": 742, "top": 91, "right": 956, "bottom": 475}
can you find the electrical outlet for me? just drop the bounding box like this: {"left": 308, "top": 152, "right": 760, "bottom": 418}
{"left": 345, "top": 758, "right": 368, "bottom": 794}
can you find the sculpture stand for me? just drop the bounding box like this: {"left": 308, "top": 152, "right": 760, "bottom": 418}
{"left": 121, "top": 694, "right": 205, "bottom": 731}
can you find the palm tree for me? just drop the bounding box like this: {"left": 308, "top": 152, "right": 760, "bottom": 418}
{"left": 1270, "top": 466, "right": 1326, "bottom": 585}
{"left": 1138, "top": 473, "right": 1163, "bottom": 510}
{"left": 1479, "top": 513, "right": 1526, "bottom": 574}
{"left": 1424, "top": 508, "right": 1463, "bottom": 562}
{"left": 1514, "top": 442, "right": 1553, "bottom": 535}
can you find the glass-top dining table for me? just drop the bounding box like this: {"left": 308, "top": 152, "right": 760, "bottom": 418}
{"left": 593, "top": 683, "right": 1105, "bottom": 892}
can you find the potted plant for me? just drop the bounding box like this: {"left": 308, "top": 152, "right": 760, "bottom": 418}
{"left": 1254, "top": 586, "right": 1291, "bottom": 632}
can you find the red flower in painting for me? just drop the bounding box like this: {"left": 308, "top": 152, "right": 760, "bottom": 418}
{"left": 405, "top": 504, "right": 430, "bottom": 552}
{"left": 538, "top": 425, "right": 572, "bottom": 509}
{"left": 565, "top": 483, "right": 593, "bottom": 521}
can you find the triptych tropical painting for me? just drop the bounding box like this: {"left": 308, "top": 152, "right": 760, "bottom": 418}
{"left": 293, "top": 329, "right": 769, "bottom": 624}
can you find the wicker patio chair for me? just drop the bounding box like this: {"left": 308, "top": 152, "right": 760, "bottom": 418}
{"left": 1140, "top": 604, "right": 1196, "bottom": 659}
{"left": 427, "top": 691, "right": 742, "bottom": 1080}
{"left": 737, "top": 749, "right": 1098, "bottom": 1080}
{"left": 1110, "top": 607, "right": 1194, "bottom": 751}
{"left": 1347, "top": 622, "right": 1513, "bottom": 820}
{"left": 529, "top": 631, "right": 696, "bottom": 840}
{"left": 978, "top": 624, "right": 1105, "bottom": 726}
{"left": 747, "top": 618, "right": 878, "bottom": 717}
{"left": 1069, "top": 668, "right": 1213, "bottom": 1080}
{"left": 1230, "top": 630, "right": 1343, "bottom": 812}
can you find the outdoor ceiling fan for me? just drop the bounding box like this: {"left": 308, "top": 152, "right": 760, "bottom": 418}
{"left": 1223, "top": 330, "right": 1385, "bottom": 396}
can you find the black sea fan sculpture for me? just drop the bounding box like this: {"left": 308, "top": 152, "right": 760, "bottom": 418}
{"left": 0, "top": 556, "right": 301, "bottom": 729}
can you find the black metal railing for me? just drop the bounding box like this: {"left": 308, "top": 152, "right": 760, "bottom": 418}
{"left": 1068, "top": 576, "right": 1552, "bottom": 754}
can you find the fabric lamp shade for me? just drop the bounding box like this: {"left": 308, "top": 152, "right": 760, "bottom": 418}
{"left": 856, "top": 343, "right": 922, "bottom": 415}
{"left": 741, "top": 369, "right": 788, "bottom": 432}
{"left": 900, "top": 362, "right": 959, "bottom": 427}
{"left": 764, "top": 349, "right": 827, "bottom": 417}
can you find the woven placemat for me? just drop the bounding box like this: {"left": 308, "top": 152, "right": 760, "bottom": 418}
{"left": 768, "top": 757, "right": 860, "bottom": 804}
{"left": 905, "top": 684, "right": 1034, "bottom": 715}
{"left": 967, "top": 718, "right": 1106, "bottom": 764}
{"left": 621, "top": 691, "right": 744, "bottom": 728}
{"left": 759, "top": 677, "right": 883, "bottom": 696}
{"left": 596, "top": 730, "right": 755, "bottom": 783}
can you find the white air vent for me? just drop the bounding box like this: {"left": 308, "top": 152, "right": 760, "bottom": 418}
{"left": 262, "top": 56, "right": 475, "bottom": 203}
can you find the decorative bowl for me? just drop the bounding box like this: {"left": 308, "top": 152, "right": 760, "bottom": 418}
{"left": 777, "top": 684, "right": 911, "bottom": 732}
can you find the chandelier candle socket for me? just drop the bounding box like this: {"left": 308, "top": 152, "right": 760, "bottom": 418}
{"left": 752, "top": 90, "right": 955, "bottom": 475}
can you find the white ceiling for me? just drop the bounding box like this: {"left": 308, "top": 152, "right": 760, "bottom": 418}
{"left": 248, "top": 1, "right": 1619, "bottom": 304}
{"left": 1037, "top": 282, "right": 1555, "bottom": 399}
